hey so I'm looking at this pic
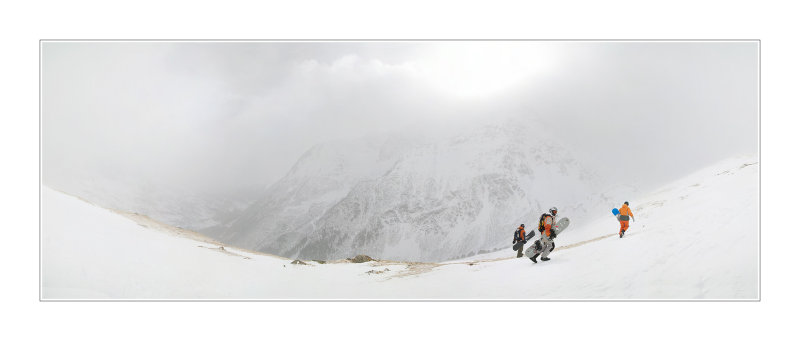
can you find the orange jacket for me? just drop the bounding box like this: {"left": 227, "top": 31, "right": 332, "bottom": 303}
{"left": 619, "top": 204, "right": 634, "bottom": 218}
{"left": 543, "top": 215, "right": 554, "bottom": 237}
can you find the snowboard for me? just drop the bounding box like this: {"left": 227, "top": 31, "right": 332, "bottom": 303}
{"left": 524, "top": 242, "right": 538, "bottom": 258}
{"left": 612, "top": 208, "right": 620, "bottom": 216}
{"left": 552, "top": 217, "right": 570, "bottom": 235}
{"left": 512, "top": 241, "right": 524, "bottom": 251}
{"left": 523, "top": 217, "right": 570, "bottom": 258}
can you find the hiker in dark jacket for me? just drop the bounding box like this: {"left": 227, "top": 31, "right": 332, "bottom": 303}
{"left": 513, "top": 224, "right": 527, "bottom": 258}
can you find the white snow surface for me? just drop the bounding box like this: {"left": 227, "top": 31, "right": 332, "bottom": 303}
{"left": 41, "top": 155, "right": 758, "bottom": 300}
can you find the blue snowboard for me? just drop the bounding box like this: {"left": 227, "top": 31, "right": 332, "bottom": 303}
{"left": 612, "top": 208, "right": 620, "bottom": 216}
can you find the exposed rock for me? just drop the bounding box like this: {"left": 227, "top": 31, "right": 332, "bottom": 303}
{"left": 365, "top": 268, "right": 392, "bottom": 275}
{"left": 349, "top": 255, "right": 374, "bottom": 263}
{"left": 313, "top": 260, "right": 326, "bottom": 264}
{"left": 291, "top": 259, "right": 308, "bottom": 265}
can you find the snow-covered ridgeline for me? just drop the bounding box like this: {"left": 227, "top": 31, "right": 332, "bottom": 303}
{"left": 212, "top": 121, "right": 613, "bottom": 262}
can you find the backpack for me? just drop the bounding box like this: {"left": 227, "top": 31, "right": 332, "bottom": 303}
{"left": 513, "top": 228, "right": 523, "bottom": 242}
{"left": 538, "top": 213, "right": 552, "bottom": 233}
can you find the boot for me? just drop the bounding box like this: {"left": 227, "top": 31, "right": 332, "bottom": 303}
{"left": 530, "top": 254, "right": 539, "bottom": 263}
{"left": 541, "top": 256, "right": 551, "bottom": 261}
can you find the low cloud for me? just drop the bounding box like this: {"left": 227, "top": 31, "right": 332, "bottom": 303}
{"left": 42, "top": 41, "right": 758, "bottom": 195}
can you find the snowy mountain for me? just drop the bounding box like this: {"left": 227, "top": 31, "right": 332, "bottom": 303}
{"left": 40, "top": 155, "right": 758, "bottom": 300}
{"left": 210, "top": 121, "right": 621, "bottom": 262}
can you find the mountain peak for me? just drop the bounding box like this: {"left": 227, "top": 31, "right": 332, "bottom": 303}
{"left": 211, "top": 121, "right": 604, "bottom": 262}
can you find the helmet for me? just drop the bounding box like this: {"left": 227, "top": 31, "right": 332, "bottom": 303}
{"left": 624, "top": 201, "right": 629, "bottom": 206}
{"left": 520, "top": 224, "right": 525, "bottom": 228}
{"left": 549, "top": 207, "right": 558, "bottom": 215}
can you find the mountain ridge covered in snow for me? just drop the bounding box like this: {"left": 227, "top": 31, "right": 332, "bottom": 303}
{"left": 209, "top": 120, "right": 625, "bottom": 262}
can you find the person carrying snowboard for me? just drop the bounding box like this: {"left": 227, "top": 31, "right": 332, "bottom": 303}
{"left": 530, "top": 207, "right": 558, "bottom": 263}
{"left": 618, "top": 201, "right": 635, "bottom": 238}
{"left": 513, "top": 224, "right": 527, "bottom": 257}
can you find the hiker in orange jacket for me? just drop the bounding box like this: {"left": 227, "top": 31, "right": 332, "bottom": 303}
{"left": 530, "top": 207, "right": 558, "bottom": 263}
{"left": 618, "top": 201, "right": 635, "bottom": 238}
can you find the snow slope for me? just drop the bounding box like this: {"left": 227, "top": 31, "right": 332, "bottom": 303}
{"left": 41, "top": 155, "right": 758, "bottom": 300}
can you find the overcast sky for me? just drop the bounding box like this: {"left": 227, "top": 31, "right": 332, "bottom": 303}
{"left": 42, "top": 41, "right": 758, "bottom": 194}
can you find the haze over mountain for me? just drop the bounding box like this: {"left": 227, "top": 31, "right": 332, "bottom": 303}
{"left": 208, "top": 119, "right": 634, "bottom": 261}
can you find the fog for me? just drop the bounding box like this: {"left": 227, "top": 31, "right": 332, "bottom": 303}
{"left": 42, "top": 41, "right": 758, "bottom": 196}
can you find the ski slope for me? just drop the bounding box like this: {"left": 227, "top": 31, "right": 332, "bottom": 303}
{"left": 41, "top": 156, "right": 758, "bottom": 300}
